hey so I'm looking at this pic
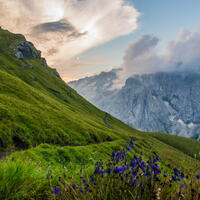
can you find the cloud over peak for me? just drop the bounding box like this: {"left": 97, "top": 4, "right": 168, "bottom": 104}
{"left": 112, "top": 29, "right": 200, "bottom": 89}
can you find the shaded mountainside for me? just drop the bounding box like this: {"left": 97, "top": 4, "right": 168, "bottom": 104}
{"left": 69, "top": 70, "right": 200, "bottom": 140}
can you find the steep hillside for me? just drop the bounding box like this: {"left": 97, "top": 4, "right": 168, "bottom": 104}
{"left": 0, "top": 29, "right": 144, "bottom": 151}
{"left": 69, "top": 70, "right": 200, "bottom": 140}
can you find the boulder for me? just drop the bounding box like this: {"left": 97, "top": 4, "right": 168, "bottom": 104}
{"left": 16, "top": 41, "right": 41, "bottom": 59}
{"left": 15, "top": 51, "right": 24, "bottom": 60}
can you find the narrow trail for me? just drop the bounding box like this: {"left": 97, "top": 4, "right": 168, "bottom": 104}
{"left": 0, "top": 113, "right": 113, "bottom": 161}
{"left": 0, "top": 152, "right": 11, "bottom": 161}
{"left": 104, "top": 112, "right": 111, "bottom": 129}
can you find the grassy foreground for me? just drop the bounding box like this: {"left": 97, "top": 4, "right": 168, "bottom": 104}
{"left": 0, "top": 28, "right": 199, "bottom": 199}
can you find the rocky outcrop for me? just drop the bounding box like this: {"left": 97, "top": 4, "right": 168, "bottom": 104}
{"left": 15, "top": 41, "right": 41, "bottom": 59}
{"left": 52, "top": 69, "right": 61, "bottom": 79}
{"left": 15, "top": 51, "right": 24, "bottom": 60}
{"left": 69, "top": 70, "right": 200, "bottom": 140}
{"left": 14, "top": 39, "right": 62, "bottom": 78}
{"left": 14, "top": 40, "right": 48, "bottom": 67}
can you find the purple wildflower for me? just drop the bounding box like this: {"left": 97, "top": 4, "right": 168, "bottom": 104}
{"left": 55, "top": 187, "right": 61, "bottom": 195}
{"left": 111, "top": 152, "right": 115, "bottom": 158}
{"left": 82, "top": 179, "right": 87, "bottom": 184}
{"left": 90, "top": 176, "right": 95, "bottom": 183}
{"left": 130, "top": 140, "right": 135, "bottom": 147}
{"left": 196, "top": 174, "right": 200, "bottom": 180}
{"left": 181, "top": 173, "right": 185, "bottom": 178}
{"left": 80, "top": 189, "right": 84, "bottom": 193}
{"left": 72, "top": 184, "right": 77, "bottom": 190}
{"left": 127, "top": 146, "right": 131, "bottom": 151}
{"left": 178, "top": 177, "right": 182, "bottom": 182}
{"left": 174, "top": 168, "right": 180, "bottom": 176}
{"left": 116, "top": 151, "right": 121, "bottom": 157}
{"left": 171, "top": 176, "right": 176, "bottom": 182}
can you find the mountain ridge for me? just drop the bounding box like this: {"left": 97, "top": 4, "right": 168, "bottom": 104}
{"left": 69, "top": 70, "right": 200, "bottom": 140}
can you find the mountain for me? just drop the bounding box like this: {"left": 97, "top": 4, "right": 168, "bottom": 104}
{"left": 0, "top": 28, "right": 199, "bottom": 199}
{"left": 69, "top": 70, "right": 200, "bottom": 140}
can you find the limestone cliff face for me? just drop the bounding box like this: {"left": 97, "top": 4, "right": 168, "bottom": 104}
{"left": 69, "top": 71, "right": 200, "bottom": 140}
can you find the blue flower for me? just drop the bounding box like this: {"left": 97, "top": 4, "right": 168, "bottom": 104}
{"left": 130, "top": 161, "right": 135, "bottom": 168}
{"left": 55, "top": 187, "right": 61, "bottom": 195}
{"left": 114, "top": 167, "right": 119, "bottom": 174}
{"left": 127, "top": 146, "right": 131, "bottom": 151}
{"left": 105, "top": 168, "right": 111, "bottom": 175}
{"left": 174, "top": 168, "right": 180, "bottom": 176}
{"left": 164, "top": 173, "right": 168, "bottom": 178}
{"left": 154, "top": 168, "right": 161, "bottom": 175}
{"left": 134, "top": 155, "right": 137, "bottom": 160}
{"left": 124, "top": 152, "right": 128, "bottom": 156}
{"left": 171, "top": 176, "right": 176, "bottom": 182}
{"left": 72, "top": 184, "right": 77, "bottom": 190}
{"left": 181, "top": 173, "right": 185, "bottom": 178}
{"left": 141, "top": 161, "right": 146, "bottom": 166}
{"left": 196, "top": 174, "right": 200, "bottom": 180}
{"left": 156, "top": 156, "right": 160, "bottom": 162}
{"left": 117, "top": 166, "right": 126, "bottom": 172}
{"left": 80, "top": 189, "right": 84, "bottom": 193}
{"left": 90, "top": 176, "right": 95, "bottom": 183}
{"left": 116, "top": 151, "right": 121, "bottom": 157}
{"left": 130, "top": 140, "right": 135, "bottom": 147}
{"left": 130, "top": 178, "right": 137, "bottom": 187}
{"left": 177, "top": 177, "right": 182, "bottom": 182}
{"left": 82, "top": 179, "right": 87, "bottom": 184}
{"left": 94, "top": 168, "right": 99, "bottom": 174}
{"left": 111, "top": 152, "right": 115, "bottom": 158}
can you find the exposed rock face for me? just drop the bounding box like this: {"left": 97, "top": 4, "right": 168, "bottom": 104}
{"left": 15, "top": 41, "right": 41, "bottom": 59}
{"left": 15, "top": 51, "right": 24, "bottom": 60}
{"left": 14, "top": 39, "right": 62, "bottom": 78}
{"left": 52, "top": 69, "right": 61, "bottom": 79}
{"left": 69, "top": 70, "right": 200, "bottom": 140}
{"left": 14, "top": 41, "right": 48, "bottom": 67}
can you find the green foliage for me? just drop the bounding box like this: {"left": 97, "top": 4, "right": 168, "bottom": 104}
{"left": 149, "top": 132, "right": 200, "bottom": 159}
{"left": 0, "top": 159, "right": 50, "bottom": 200}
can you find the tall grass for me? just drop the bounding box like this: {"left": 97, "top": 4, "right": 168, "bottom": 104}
{"left": 0, "top": 159, "right": 50, "bottom": 199}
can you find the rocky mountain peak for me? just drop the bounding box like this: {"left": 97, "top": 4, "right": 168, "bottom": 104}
{"left": 69, "top": 70, "right": 200, "bottom": 140}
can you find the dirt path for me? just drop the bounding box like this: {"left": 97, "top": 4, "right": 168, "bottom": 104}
{"left": 104, "top": 113, "right": 111, "bottom": 129}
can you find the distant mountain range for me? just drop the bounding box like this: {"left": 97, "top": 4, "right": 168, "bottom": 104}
{"left": 69, "top": 69, "right": 200, "bottom": 140}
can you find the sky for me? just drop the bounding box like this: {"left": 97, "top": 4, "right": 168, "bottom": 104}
{"left": 0, "top": 0, "right": 200, "bottom": 82}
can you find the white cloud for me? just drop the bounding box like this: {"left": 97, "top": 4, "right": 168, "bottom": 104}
{"left": 0, "top": 0, "right": 139, "bottom": 68}
{"left": 113, "top": 29, "right": 200, "bottom": 89}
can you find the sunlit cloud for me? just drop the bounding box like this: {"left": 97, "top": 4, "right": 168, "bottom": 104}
{"left": 0, "top": 0, "right": 140, "bottom": 78}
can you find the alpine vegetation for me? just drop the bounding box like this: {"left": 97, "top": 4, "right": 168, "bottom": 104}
{"left": 46, "top": 139, "right": 200, "bottom": 200}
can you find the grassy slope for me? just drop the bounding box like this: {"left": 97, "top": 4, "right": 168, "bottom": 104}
{"left": 0, "top": 28, "right": 199, "bottom": 199}
{"left": 0, "top": 29, "right": 144, "bottom": 150}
